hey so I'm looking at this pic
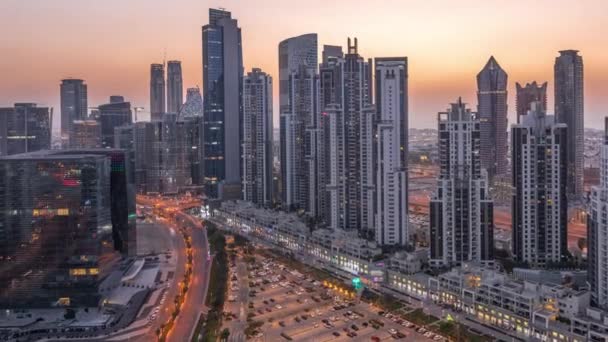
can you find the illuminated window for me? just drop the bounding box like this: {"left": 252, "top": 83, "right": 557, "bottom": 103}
{"left": 88, "top": 268, "right": 99, "bottom": 275}
{"left": 57, "top": 208, "right": 69, "bottom": 216}
{"left": 70, "top": 268, "right": 87, "bottom": 276}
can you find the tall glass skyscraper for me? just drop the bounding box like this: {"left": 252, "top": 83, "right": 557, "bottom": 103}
{"left": 476, "top": 56, "right": 508, "bottom": 184}
{"left": 278, "top": 33, "right": 318, "bottom": 212}
{"left": 202, "top": 8, "right": 243, "bottom": 199}
{"left": 60, "top": 79, "right": 88, "bottom": 146}
{"left": 98, "top": 96, "right": 132, "bottom": 148}
{"left": 554, "top": 50, "right": 584, "bottom": 196}
{"left": 166, "top": 60, "right": 183, "bottom": 114}
{"left": 150, "top": 63, "right": 165, "bottom": 121}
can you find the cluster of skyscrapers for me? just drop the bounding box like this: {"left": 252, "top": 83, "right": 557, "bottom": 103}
{"left": 0, "top": 5, "right": 603, "bottom": 319}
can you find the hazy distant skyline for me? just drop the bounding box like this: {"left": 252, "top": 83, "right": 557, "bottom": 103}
{"left": 1, "top": 0, "right": 607, "bottom": 130}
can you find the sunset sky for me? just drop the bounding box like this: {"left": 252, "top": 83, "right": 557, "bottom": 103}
{"left": 1, "top": 0, "right": 607, "bottom": 130}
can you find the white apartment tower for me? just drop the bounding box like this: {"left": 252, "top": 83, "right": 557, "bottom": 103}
{"left": 511, "top": 102, "right": 568, "bottom": 267}
{"left": 242, "top": 68, "right": 274, "bottom": 207}
{"left": 429, "top": 99, "right": 494, "bottom": 267}
{"left": 374, "top": 58, "right": 409, "bottom": 247}
{"left": 588, "top": 117, "right": 608, "bottom": 309}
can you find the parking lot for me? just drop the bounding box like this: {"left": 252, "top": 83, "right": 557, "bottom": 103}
{"left": 223, "top": 250, "right": 443, "bottom": 342}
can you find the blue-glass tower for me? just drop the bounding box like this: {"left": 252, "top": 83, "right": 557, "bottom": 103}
{"left": 202, "top": 8, "right": 243, "bottom": 199}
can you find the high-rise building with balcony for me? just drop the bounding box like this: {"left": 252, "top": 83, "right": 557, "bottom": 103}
{"left": 166, "top": 60, "right": 183, "bottom": 114}
{"left": 554, "top": 50, "right": 584, "bottom": 196}
{"left": 202, "top": 8, "right": 243, "bottom": 199}
{"left": 242, "top": 68, "right": 273, "bottom": 207}
{"left": 477, "top": 56, "right": 508, "bottom": 183}
{"left": 511, "top": 102, "right": 568, "bottom": 267}
{"left": 60, "top": 79, "right": 87, "bottom": 146}
{"left": 150, "top": 63, "right": 165, "bottom": 121}
{"left": 429, "top": 99, "right": 494, "bottom": 267}
{"left": 0, "top": 103, "right": 51, "bottom": 156}
{"left": 318, "top": 39, "right": 374, "bottom": 237}
{"left": 515, "top": 81, "right": 547, "bottom": 123}
{"left": 374, "top": 57, "right": 409, "bottom": 247}
{"left": 588, "top": 118, "right": 608, "bottom": 309}
{"left": 278, "top": 33, "right": 318, "bottom": 212}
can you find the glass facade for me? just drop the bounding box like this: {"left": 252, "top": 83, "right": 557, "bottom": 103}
{"left": 0, "top": 149, "right": 135, "bottom": 308}
{"left": 202, "top": 8, "right": 243, "bottom": 198}
{"left": 0, "top": 153, "right": 111, "bottom": 307}
{"left": 0, "top": 103, "right": 51, "bottom": 156}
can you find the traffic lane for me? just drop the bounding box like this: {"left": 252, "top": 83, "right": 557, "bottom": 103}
{"left": 166, "top": 223, "right": 209, "bottom": 342}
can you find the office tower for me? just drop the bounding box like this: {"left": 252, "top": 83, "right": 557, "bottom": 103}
{"left": 167, "top": 60, "right": 183, "bottom": 114}
{"left": 0, "top": 103, "right": 52, "bottom": 156}
{"left": 180, "top": 116, "right": 204, "bottom": 186}
{"left": 70, "top": 120, "right": 101, "bottom": 148}
{"left": 515, "top": 81, "right": 547, "bottom": 123}
{"left": 318, "top": 39, "right": 374, "bottom": 236}
{"left": 429, "top": 99, "right": 494, "bottom": 267}
{"left": 202, "top": 8, "right": 243, "bottom": 199}
{"left": 179, "top": 87, "right": 205, "bottom": 186}
{"left": 98, "top": 96, "right": 132, "bottom": 148}
{"left": 150, "top": 63, "right": 165, "bottom": 121}
{"left": 0, "top": 149, "right": 134, "bottom": 307}
{"left": 132, "top": 116, "right": 192, "bottom": 194}
{"left": 589, "top": 118, "right": 608, "bottom": 309}
{"left": 554, "top": 50, "right": 584, "bottom": 196}
{"left": 278, "top": 33, "right": 318, "bottom": 211}
{"left": 179, "top": 87, "right": 204, "bottom": 118}
{"left": 278, "top": 33, "right": 318, "bottom": 113}
{"left": 477, "top": 56, "right": 508, "bottom": 183}
{"left": 322, "top": 45, "right": 344, "bottom": 64}
{"left": 511, "top": 102, "right": 568, "bottom": 267}
{"left": 60, "top": 79, "right": 87, "bottom": 146}
{"left": 242, "top": 68, "right": 273, "bottom": 207}
{"left": 374, "top": 57, "right": 409, "bottom": 247}
{"left": 114, "top": 124, "right": 136, "bottom": 188}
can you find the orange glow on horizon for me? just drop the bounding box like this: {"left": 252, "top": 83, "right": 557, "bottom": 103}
{"left": 1, "top": 0, "right": 608, "bottom": 129}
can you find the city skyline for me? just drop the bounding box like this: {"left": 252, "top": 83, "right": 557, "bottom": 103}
{"left": 1, "top": 0, "right": 607, "bottom": 130}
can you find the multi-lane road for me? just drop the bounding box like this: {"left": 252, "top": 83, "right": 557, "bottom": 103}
{"left": 136, "top": 195, "right": 211, "bottom": 342}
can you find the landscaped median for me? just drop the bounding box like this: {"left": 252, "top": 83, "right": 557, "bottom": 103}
{"left": 194, "top": 225, "right": 228, "bottom": 342}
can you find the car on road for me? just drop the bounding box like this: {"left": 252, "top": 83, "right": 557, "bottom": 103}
{"left": 351, "top": 324, "right": 359, "bottom": 331}
{"left": 332, "top": 331, "right": 340, "bottom": 337}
